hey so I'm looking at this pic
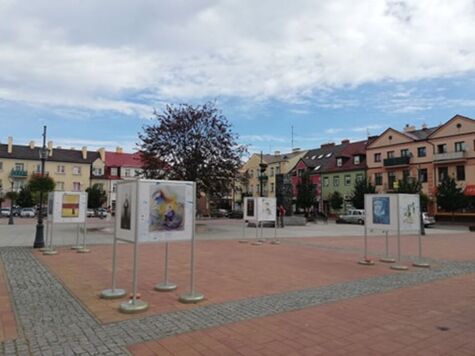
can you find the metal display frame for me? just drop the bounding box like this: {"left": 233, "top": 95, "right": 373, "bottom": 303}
{"left": 241, "top": 197, "right": 278, "bottom": 245}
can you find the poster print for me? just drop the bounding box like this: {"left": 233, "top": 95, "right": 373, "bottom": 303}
{"left": 149, "top": 184, "right": 185, "bottom": 232}
{"left": 399, "top": 194, "right": 420, "bottom": 231}
{"left": 258, "top": 197, "right": 276, "bottom": 221}
{"left": 120, "top": 184, "right": 132, "bottom": 230}
{"left": 372, "top": 197, "right": 389, "bottom": 225}
{"left": 246, "top": 198, "right": 255, "bottom": 218}
{"left": 61, "top": 194, "right": 80, "bottom": 217}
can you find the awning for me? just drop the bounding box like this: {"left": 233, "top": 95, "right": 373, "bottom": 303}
{"left": 464, "top": 185, "right": 475, "bottom": 196}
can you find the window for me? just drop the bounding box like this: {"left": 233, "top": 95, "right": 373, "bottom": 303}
{"left": 15, "top": 163, "right": 24, "bottom": 171}
{"left": 344, "top": 175, "right": 351, "bottom": 186}
{"left": 387, "top": 151, "right": 394, "bottom": 159}
{"left": 275, "top": 167, "right": 280, "bottom": 174}
{"left": 298, "top": 169, "right": 305, "bottom": 177}
{"left": 249, "top": 170, "right": 253, "bottom": 178}
{"left": 403, "top": 169, "right": 410, "bottom": 181}
{"left": 417, "top": 147, "right": 426, "bottom": 157}
{"left": 256, "top": 184, "right": 259, "bottom": 193}
{"left": 456, "top": 165, "right": 465, "bottom": 181}
{"left": 270, "top": 167, "right": 274, "bottom": 176}
{"left": 388, "top": 172, "right": 396, "bottom": 189}
{"left": 438, "top": 167, "right": 448, "bottom": 182}
{"left": 325, "top": 153, "right": 332, "bottom": 158}
{"left": 35, "top": 164, "right": 41, "bottom": 173}
{"left": 356, "top": 173, "right": 363, "bottom": 182}
{"left": 270, "top": 183, "right": 274, "bottom": 193}
{"left": 374, "top": 153, "right": 381, "bottom": 162}
{"left": 323, "top": 177, "right": 329, "bottom": 187}
{"left": 124, "top": 168, "right": 131, "bottom": 177}
{"left": 333, "top": 176, "right": 339, "bottom": 187}
{"left": 353, "top": 155, "right": 360, "bottom": 165}
{"left": 0, "top": 161, "right": 3, "bottom": 170}
{"left": 375, "top": 173, "right": 383, "bottom": 186}
{"left": 336, "top": 158, "right": 343, "bottom": 167}
{"left": 56, "top": 165, "right": 65, "bottom": 174}
{"left": 437, "top": 144, "right": 447, "bottom": 154}
{"left": 72, "top": 166, "right": 81, "bottom": 175}
{"left": 314, "top": 165, "right": 321, "bottom": 171}
{"left": 55, "top": 182, "right": 64, "bottom": 191}
{"left": 73, "top": 182, "right": 81, "bottom": 191}
{"left": 111, "top": 168, "right": 118, "bottom": 176}
{"left": 455, "top": 141, "right": 465, "bottom": 152}
{"left": 93, "top": 167, "right": 103, "bottom": 176}
{"left": 317, "top": 154, "right": 324, "bottom": 159}
{"left": 401, "top": 149, "right": 410, "bottom": 157}
{"left": 419, "top": 169, "right": 428, "bottom": 183}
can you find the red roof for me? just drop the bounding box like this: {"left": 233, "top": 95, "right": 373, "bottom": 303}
{"left": 105, "top": 151, "right": 143, "bottom": 168}
{"left": 325, "top": 140, "right": 368, "bottom": 173}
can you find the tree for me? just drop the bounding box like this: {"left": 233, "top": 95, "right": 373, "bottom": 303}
{"left": 395, "top": 178, "right": 421, "bottom": 194}
{"left": 29, "top": 174, "right": 55, "bottom": 206}
{"left": 296, "top": 171, "right": 317, "bottom": 217}
{"left": 139, "top": 101, "right": 246, "bottom": 203}
{"left": 5, "top": 191, "right": 17, "bottom": 207}
{"left": 436, "top": 177, "right": 466, "bottom": 220}
{"left": 86, "top": 184, "right": 107, "bottom": 209}
{"left": 350, "top": 177, "right": 375, "bottom": 209}
{"left": 16, "top": 186, "right": 34, "bottom": 208}
{"left": 329, "top": 191, "right": 344, "bottom": 212}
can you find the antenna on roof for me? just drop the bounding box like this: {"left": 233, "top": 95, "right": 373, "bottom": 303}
{"left": 291, "top": 125, "right": 294, "bottom": 149}
{"left": 366, "top": 128, "right": 370, "bottom": 138}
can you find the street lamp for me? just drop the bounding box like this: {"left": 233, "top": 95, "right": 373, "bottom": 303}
{"left": 33, "top": 126, "right": 48, "bottom": 248}
{"left": 8, "top": 176, "right": 14, "bottom": 225}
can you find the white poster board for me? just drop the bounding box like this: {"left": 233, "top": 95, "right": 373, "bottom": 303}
{"left": 115, "top": 179, "right": 195, "bottom": 243}
{"left": 47, "top": 191, "right": 87, "bottom": 224}
{"left": 257, "top": 197, "right": 276, "bottom": 222}
{"left": 243, "top": 197, "right": 257, "bottom": 221}
{"left": 365, "top": 194, "right": 420, "bottom": 233}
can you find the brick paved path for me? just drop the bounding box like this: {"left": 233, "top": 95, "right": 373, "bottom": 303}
{"left": 1, "top": 246, "right": 475, "bottom": 355}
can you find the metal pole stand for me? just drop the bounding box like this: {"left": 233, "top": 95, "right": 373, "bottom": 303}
{"left": 413, "top": 225, "right": 430, "bottom": 268}
{"left": 270, "top": 219, "right": 280, "bottom": 245}
{"left": 379, "top": 230, "right": 395, "bottom": 263}
{"left": 155, "top": 242, "right": 177, "bottom": 291}
{"left": 251, "top": 221, "right": 262, "bottom": 245}
{"left": 77, "top": 222, "right": 91, "bottom": 253}
{"left": 391, "top": 197, "right": 408, "bottom": 271}
{"left": 43, "top": 221, "right": 58, "bottom": 255}
{"left": 100, "top": 237, "right": 126, "bottom": 299}
{"left": 358, "top": 224, "right": 374, "bottom": 265}
{"left": 179, "top": 183, "right": 204, "bottom": 304}
{"left": 238, "top": 219, "right": 249, "bottom": 243}
{"left": 257, "top": 221, "right": 266, "bottom": 243}
{"left": 71, "top": 224, "right": 83, "bottom": 250}
{"left": 39, "top": 219, "right": 50, "bottom": 252}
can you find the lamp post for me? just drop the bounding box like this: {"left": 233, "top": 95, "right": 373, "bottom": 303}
{"left": 33, "top": 126, "right": 48, "bottom": 248}
{"left": 8, "top": 177, "right": 14, "bottom": 225}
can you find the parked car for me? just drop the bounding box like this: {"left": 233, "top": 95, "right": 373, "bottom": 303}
{"left": 336, "top": 209, "right": 365, "bottom": 225}
{"left": 422, "top": 212, "right": 436, "bottom": 227}
{"left": 20, "top": 208, "right": 36, "bottom": 218}
{"left": 210, "top": 209, "right": 229, "bottom": 218}
{"left": 95, "top": 208, "right": 108, "bottom": 218}
{"left": 0, "top": 208, "right": 11, "bottom": 217}
{"left": 228, "top": 210, "right": 244, "bottom": 219}
{"left": 86, "top": 209, "right": 95, "bottom": 217}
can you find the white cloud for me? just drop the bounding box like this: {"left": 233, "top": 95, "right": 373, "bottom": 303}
{"left": 0, "top": 0, "right": 474, "bottom": 114}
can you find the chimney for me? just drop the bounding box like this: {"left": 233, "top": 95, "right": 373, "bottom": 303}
{"left": 48, "top": 141, "right": 53, "bottom": 157}
{"left": 29, "top": 140, "right": 35, "bottom": 149}
{"left": 98, "top": 147, "right": 106, "bottom": 162}
{"left": 292, "top": 147, "right": 301, "bottom": 152}
{"left": 341, "top": 139, "right": 350, "bottom": 144}
{"left": 7, "top": 136, "right": 13, "bottom": 154}
{"left": 422, "top": 123, "right": 428, "bottom": 129}
{"left": 82, "top": 146, "right": 87, "bottom": 160}
{"left": 403, "top": 124, "right": 416, "bottom": 133}
{"left": 320, "top": 142, "right": 335, "bottom": 148}
{"left": 116, "top": 146, "right": 123, "bottom": 154}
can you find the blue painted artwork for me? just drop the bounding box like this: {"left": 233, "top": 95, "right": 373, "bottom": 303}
{"left": 373, "top": 197, "right": 390, "bottom": 225}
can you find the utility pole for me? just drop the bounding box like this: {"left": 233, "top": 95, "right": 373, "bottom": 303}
{"left": 33, "top": 125, "right": 48, "bottom": 248}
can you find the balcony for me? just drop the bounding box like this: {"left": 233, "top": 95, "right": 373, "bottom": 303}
{"left": 383, "top": 156, "right": 410, "bottom": 167}
{"left": 433, "top": 151, "right": 466, "bottom": 163}
{"left": 10, "top": 169, "right": 28, "bottom": 178}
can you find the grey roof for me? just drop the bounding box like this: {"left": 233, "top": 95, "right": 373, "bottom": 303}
{"left": 403, "top": 127, "right": 438, "bottom": 140}
{"left": 295, "top": 143, "right": 348, "bottom": 172}
{"left": 0, "top": 144, "right": 100, "bottom": 164}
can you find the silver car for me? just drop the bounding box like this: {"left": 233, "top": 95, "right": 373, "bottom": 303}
{"left": 337, "top": 209, "right": 365, "bottom": 225}
{"left": 422, "top": 212, "right": 435, "bottom": 227}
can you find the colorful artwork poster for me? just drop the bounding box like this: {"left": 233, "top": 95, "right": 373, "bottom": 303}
{"left": 372, "top": 197, "right": 390, "bottom": 225}
{"left": 120, "top": 184, "right": 132, "bottom": 231}
{"left": 149, "top": 184, "right": 186, "bottom": 232}
{"left": 258, "top": 197, "right": 276, "bottom": 221}
{"left": 61, "top": 194, "right": 80, "bottom": 218}
{"left": 399, "top": 194, "right": 420, "bottom": 231}
{"left": 246, "top": 199, "right": 255, "bottom": 218}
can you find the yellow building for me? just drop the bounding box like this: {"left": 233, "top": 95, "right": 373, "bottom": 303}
{"left": 0, "top": 137, "right": 104, "bottom": 205}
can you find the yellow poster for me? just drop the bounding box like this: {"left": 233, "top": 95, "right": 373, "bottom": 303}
{"left": 62, "top": 194, "right": 80, "bottom": 217}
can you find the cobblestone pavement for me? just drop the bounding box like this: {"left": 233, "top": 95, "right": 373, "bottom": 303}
{"left": 1, "top": 247, "right": 475, "bottom": 355}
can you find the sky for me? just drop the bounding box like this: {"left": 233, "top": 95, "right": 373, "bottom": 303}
{"left": 1, "top": 0, "right": 475, "bottom": 156}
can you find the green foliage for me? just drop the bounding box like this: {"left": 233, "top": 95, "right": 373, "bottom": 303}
{"left": 296, "top": 171, "right": 317, "bottom": 216}
{"left": 86, "top": 184, "right": 107, "bottom": 209}
{"left": 329, "top": 191, "right": 344, "bottom": 212}
{"left": 420, "top": 192, "right": 430, "bottom": 212}
{"left": 436, "top": 177, "right": 466, "bottom": 214}
{"left": 29, "top": 174, "right": 56, "bottom": 193}
{"left": 16, "top": 187, "right": 34, "bottom": 208}
{"left": 350, "top": 177, "right": 375, "bottom": 209}
{"left": 5, "top": 191, "right": 17, "bottom": 203}
{"left": 396, "top": 178, "right": 422, "bottom": 194}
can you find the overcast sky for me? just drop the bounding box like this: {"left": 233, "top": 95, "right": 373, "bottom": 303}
{"left": 1, "top": 0, "right": 475, "bottom": 154}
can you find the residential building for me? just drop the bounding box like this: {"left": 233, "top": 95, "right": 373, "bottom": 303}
{"left": 367, "top": 115, "right": 475, "bottom": 218}
{"left": 0, "top": 137, "right": 103, "bottom": 206}
{"left": 321, "top": 139, "right": 371, "bottom": 214}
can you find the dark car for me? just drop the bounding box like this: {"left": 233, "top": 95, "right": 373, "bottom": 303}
{"left": 228, "top": 210, "right": 243, "bottom": 219}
